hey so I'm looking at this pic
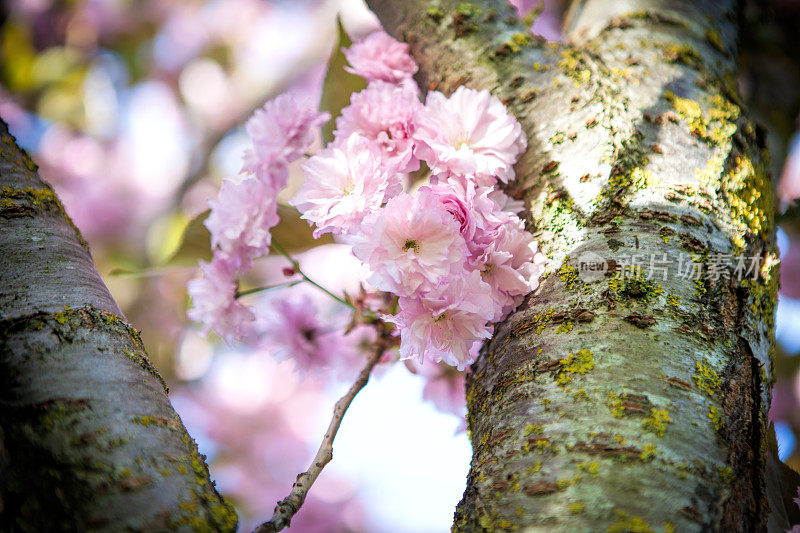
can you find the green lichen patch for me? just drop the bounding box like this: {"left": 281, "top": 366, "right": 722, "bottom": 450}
{"left": 607, "top": 391, "right": 626, "bottom": 417}
{"left": 662, "top": 43, "right": 702, "bottom": 67}
{"left": 642, "top": 409, "right": 671, "bottom": 436}
{"left": 509, "top": 308, "right": 554, "bottom": 337}
{"left": 664, "top": 90, "right": 739, "bottom": 146}
{"left": 640, "top": 444, "right": 657, "bottom": 461}
{"left": 555, "top": 321, "right": 574, "bottom": 333}
{"left": 527, "top": 460, "right": 542, "bottom": 474}
{"left": 704, "top": 29, "right": 725, "bottom": 53}
{"left": 592, "top": 131, "right": 656, "bottom": 219}
{"left": 576, "top": 461, "right": 599, "bottom": 477}
{"left": 607, "top": 266, "right": 664, "bottom": 304}
{"left": 721, "top": 155, "right": 773, "bottom": 243}
{"left": 549, "top": 131, "right": 566, "bottom": 145}
{"left": 426, "top": 7, "right": 444, "bottom": 22}
{"left": 132, "top": 415, "right": 181, "bottom": 431}
{"left": 556, "top": 349, "right": 594, "bottom": 388}
{"left": 617, "top": 9, "right": 690, "bottom": 29}
{"left": 609, "top": 510, "right": 654, "bottom": 533}
{"left": 568, "top": 502, "right": 585, "bottom": 514}
{"left": 693, "top": 358, "right": 721, "bottom": 397}
{"left": 717, "top": 465, "right": 735, "bottom": 483}
{"left": 539, "top": 191, "right": 584, "bottom": 243}
{"left": 11, "top": 305, "right": 170, "bottom": 394}
{"left": 1, "top": 185, "right": 61, "bottom": 215}
{"left": 740, "top": 252, "right": 779, "bottom": 331}
{"left": 524, "top": 424, "right": 544, "bottom": 436}
{"left": 558, "top": 260, "right": 579, "bottom": 290}
{"left": 452, "top": 2, "right": 482, "bottom": 36}
{"left": 708, "top": 405, "right": 724, "bottom": 431}
{"left": 0, "top": 184, "right": 90, "bottom": 248}
{"left": 558, "top": 48, "right": 591, "bottom": 86}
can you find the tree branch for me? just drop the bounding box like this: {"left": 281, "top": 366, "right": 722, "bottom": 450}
{"left": 369, "top": 0, "right": 779, "bottom": 530}
{"left": 253, "top": 324, "right": 393, "bottom": 533}
{"left": 0, "top": 120, "right": 238, "bottom": 530}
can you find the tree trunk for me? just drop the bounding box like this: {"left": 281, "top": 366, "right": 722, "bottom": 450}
{"left": 0, "top": 121, "right": 237, "bottom": 531}
{"left": 368, "top": 0, "right": 781, "bottom": 530}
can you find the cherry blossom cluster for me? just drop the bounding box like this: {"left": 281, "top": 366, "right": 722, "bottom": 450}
{"left": 292, "top": 32, "right": 545, "bottom": 370}
{"left": 188, "top": 29, "right": 545, "bottom": 373}
{"left": 187, "top": 95, "right": 329, "bottom": 343}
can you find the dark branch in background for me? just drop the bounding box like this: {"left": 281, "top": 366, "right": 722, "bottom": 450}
{"left": 254, "top": 324, "right": 394, "bottom": 533}
{"left": 738, "top": 0, "right": 800, "bottom": 167}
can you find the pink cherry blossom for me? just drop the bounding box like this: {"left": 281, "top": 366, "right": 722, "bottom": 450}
{"left": 423, "top": 183, "right": 477, "bottom": 246}
{"left": 187, "top": 257, "right": 254, "bottom": 344}
{"left": 415, "top": 86, "right": 527, "bottom": 184}
{"left": 256, "top": 294, "right": 374, "bottom": 376}
{"left": 488, "top": 188, "right": 525, "bottom": 214}
{"left": 343, "top": 31, "right": 418, "bottom": 84}
{"left": 335, "top": 81, "right": 422, "bottom": 173}
{"left": 205, "top": 176, "right": 279, "bottom": 272}
{"left": 291, "top": 133, "right": 403, "bottom": 238}
{"left": 407, "top": 359, "right": 467, "bottom": 427}
{"left": 426, "top": 180, "right": 512, "bottom": 266}
{"left": 478, "top": 219, "right": 546, "bottom": 319}
{"left": 241, "top": 93, "right": 329, "bottom": 188}
{"left": 389, "top": 271, "right": 494, "bottom": 370}
{"left": 352, "top": 188, "right": 468, "bottom": 297}
{"left": 778, "top": 134, "right": 800, "bottom": 210}
{"left": 257, "top": 294, "right": 333, "bottom": 371}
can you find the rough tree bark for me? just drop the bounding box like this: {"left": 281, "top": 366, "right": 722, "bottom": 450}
{"left": 368, "top": 0, "right": 791, "bottom": 531}
{"left": 0, "top": 121, "right": 237, "bottom": 531}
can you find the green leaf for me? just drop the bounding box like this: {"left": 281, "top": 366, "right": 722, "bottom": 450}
{"left": 319, "top": 15, "right": 367, "bottom": 144}
{"left": 160, "top": 209, "right": 214, "bottom": 266}
{"left": 157, "top": 204, "right": 332, "bottom": 269}
{"left": 271, "top": 205, "right": 334, "bottom": 252}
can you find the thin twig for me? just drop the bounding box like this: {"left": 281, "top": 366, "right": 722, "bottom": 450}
{"left": 235, "top": 279, "right": 303, "bottom": 298}
{"left": 253, "top": 326, "right": 392, "bottom": 533}
{"left": 270, "top": 240, "right": 355, "bottom": 310}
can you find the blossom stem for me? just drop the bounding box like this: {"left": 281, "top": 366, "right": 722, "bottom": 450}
{"left": 270, "top": 240, "right": 355, "bottom": 310}
{"left": 235, "top": 280, "right": 303, "bottom": 298}
{"left": 253, "top": 325, "right": 393, "bottom": 533}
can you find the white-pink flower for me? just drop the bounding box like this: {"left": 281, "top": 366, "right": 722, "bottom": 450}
{"left": 343, "top": 31, "right": 418, "bottom": 84}
{"left": 335, "top": 81, "right": 422, "bottom": 174}
{"left": 352, "top": 188, "right": 468, "bottom": 297}
{"left": 291, "top": 133, "right": 403, "bottom": 238}
{"left": 389, "top": 271, "right": 494, "bottom": 370}
{"left": 416, "top": 86, "right": 527, "bottom": 185}
{"left": 205, "top": 176, "right": 279, "bottom": 272}
{"left": 187, "top": 257, "right": 254, "bottom": 344}
{"left": 242, "top": 94, "right": 329, "bottom": 188}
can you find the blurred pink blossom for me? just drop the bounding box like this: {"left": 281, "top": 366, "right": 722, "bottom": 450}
{"left": 171, "top": 353, "right": 365, "bottom": 531}
{"left": 187, "top": 257, "right": 254, "bottom": 344}
{"left": 778, "top": 134, "right": 800, "bottom": 209}
{"left": 242, "top": 94, "right": 330, "bottom": 190}
{"left": 205, "top": 176, "right": 279, "bottom": 272}
{"left": 407, "top": 359, "right": 467, "bottom": 430}
{"left": 343, "top": 30, "right": 418, "bottom": 84}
